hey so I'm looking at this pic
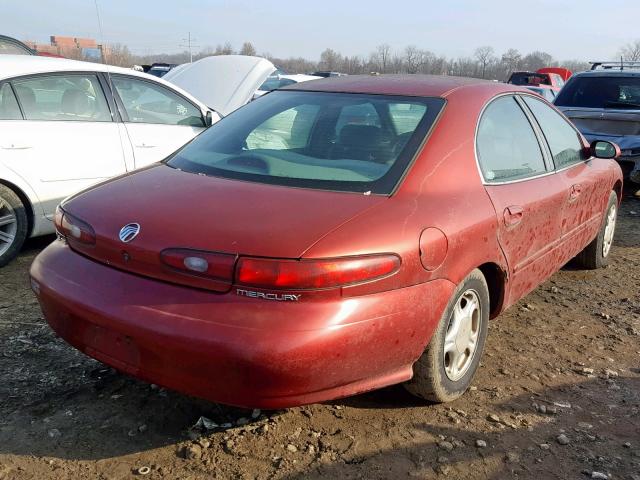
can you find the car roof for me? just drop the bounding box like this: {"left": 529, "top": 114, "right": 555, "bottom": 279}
{"left": 283, "top": 74, "right": 517, "bottom": 98}
{"left": 571, "top": 69, "right": 640, "bottom": 78}
{"left": 0, "top": 54, "right": 158, "bottom": 81}
{"left": 0, "top": 54, "right": 207, "bottom": 110}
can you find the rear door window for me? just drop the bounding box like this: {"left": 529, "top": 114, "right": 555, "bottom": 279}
{"left": 0, "top": 83, "right": 22, "bottom": 120}
{"left": 111, "top": 76, "right": 204, "bottom": 127}
{"left": 477, "top": 95, "right": 547, "bottom": 182}
{"left": 11, "top": 74, "right": 111, "bottom": 122}
{"left": 522, "top": 95, "right": 584, "bottom": 169}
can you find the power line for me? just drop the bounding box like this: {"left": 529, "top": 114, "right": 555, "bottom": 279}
{"left": 179, "top": 32, "right": 200, "bottom": 63}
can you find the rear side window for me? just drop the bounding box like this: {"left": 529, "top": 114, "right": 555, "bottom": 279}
{"left": 0, "top": 83, "right": 22, "bottom": 120}
{"left": 555, "top": 76, "right": 640, "bottom": 109}
{"left": 477, "top": 96, "right": 547, "bottom": 183}
{"left": 112, "top": 76, "right": 204, "bottom": 127}
{"left": 11, "top": 74, "right": 111, "bottom": 122}
{"left": 522, "top": 95, "right": 584, "bottom": 169}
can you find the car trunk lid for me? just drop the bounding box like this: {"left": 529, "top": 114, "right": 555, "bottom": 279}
{"left": 62, "top": 165, "right": 385, "bottom": 292}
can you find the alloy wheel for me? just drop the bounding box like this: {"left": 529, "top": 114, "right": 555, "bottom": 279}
{"left": 602, "top": 204, "right": 616, "bottom": 258}
{"left": 443, "top": 289, "right": 481, "bottom": 381}
{"left": 0, "top": 197, "right": 17, "bottom": 257}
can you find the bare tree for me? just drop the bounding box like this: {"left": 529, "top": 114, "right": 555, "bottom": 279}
{"left": 239, "top": 42, "right": 257, "bottom": 56}
{"left": 404, "top": 46, "right": 424, "bottom": 74}
{"left": 319, "top": 48, "right": 342, "bottom": 71}
{"left": 375, "top": 43, "right": 391, "bottom": 73}
{"left": 215, "top": 42, "right": 234, "bottom": 55}
{"left": 561, "top": 59, "right": 590, "bottom": 73}
{"left": 103, "top": 43, "right": 133, "bottom": 67}
{"left": 474, "top": 46, "right": 495, "bottom": 78}
{"left": 522, "top": 51, "right": 555, "bottom": 71}
{"left": 500, "top": 48, "right": 521, "bottom": 77}
{"left": 620, "top": 39, "right": 640, "bottom": 61}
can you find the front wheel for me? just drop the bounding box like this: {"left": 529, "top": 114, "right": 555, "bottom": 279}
{"left": 404, "top": 269, "right": 490, "bottom": 403}
{"left": 574, "top": 190, "right": 618, "bottom": 270}
{"left": 0, "top": 185, "right": 28, "bottom": 267}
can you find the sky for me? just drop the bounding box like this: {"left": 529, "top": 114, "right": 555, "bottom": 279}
{"left": 2, "top": 0, "right": 639, "bottom": 61}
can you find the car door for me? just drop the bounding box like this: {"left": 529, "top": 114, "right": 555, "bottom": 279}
{"left": 109, "top": 75, "right": 206, "bottom": 168}
{"left": 521, "top": 94, "right": 610, "bottom": 255}
{"left": 477, "top": 95, "right": 568, "bottom": 306}
{"left": 0, "top": 72, "right": 127, "bottom": 219}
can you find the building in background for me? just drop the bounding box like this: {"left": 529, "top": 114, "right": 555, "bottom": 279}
{"left": 23, "top": 36, "right": 109, "bottom": 61}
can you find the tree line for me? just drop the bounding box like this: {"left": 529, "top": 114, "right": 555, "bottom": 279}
{"left": 102, "top": 39, "right": 640, "bottom": 80}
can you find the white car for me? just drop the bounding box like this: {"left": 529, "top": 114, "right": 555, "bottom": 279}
{"left": 253, "top": 73, "right": 322, "bottom": 99}
{"left": 163, "top": 55, "right": 323, "bottom": 110}
{"left": 0, "top": 55, "right": 219, "bottom": 266}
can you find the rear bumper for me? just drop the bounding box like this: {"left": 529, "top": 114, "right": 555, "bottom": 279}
{"left": 30, "top": 241, "right": 454, "bottom": 408}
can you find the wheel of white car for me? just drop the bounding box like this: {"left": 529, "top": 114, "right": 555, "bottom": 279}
{"left": 575, "top": 190, "right": 618, "bottom": 270}
{"left": 0, "top": 185, "right": 28, "bottom": 268}
{"left": 404, "top": 268, "right": 490, "bottom": 403}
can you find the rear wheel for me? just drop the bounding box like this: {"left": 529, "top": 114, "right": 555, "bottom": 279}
{"left": 404, "top": 269, "right": 490, "bottom": 402}
{"left": 574, "top": 191, "right": 618, "bottom": 270}
{"left": 0, "top": 185, "right": 28, "bottom": 267}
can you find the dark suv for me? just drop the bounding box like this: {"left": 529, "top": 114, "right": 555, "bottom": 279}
{"left": 554, "top": 63, "right": 640, "bottom": 186}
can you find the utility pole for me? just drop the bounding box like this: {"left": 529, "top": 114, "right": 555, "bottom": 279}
{"left": 179, "top": 32, "right": 200, "bottom": 63}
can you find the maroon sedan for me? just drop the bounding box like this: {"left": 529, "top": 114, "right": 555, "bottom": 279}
{"left": 30, "top": 75, "right": 623, "bottom": 408}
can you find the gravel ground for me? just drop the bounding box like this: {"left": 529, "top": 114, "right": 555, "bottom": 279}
{"left": 0, "top": 188, "right": 639, "bottom": 480}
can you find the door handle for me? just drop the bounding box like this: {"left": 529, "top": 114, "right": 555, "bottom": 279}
{"left": 503, "top": 205, "right": 524, "bottom": 227}
{"left": 135, "top": 143, "right": 156, "bottom": 149}
{"left": 1, "top": 144, "right": 32, "bottom": 150}
{"left": 569, "top": 184, "right": 582, "bottom": 201}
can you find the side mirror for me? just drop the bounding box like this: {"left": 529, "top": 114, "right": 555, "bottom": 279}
{"left": 204, "top": 110, "right": 214, "bottom": 127}
{"left": 591, "top": 140, "right": 620, "bottom": 160}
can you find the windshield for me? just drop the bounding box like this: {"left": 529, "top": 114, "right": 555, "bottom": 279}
{"left": 168, "top": 91, "right": 444, "bottom": 194}
{"left": 555, "top": 76, "right": 640, "bottom": 109}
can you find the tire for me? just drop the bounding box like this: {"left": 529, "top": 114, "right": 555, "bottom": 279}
{"left": 404, "top": 268, "right": 490, "bottom": 403}
{"left": 574, "top": 190, "right": 618, "bottom": 270}
{"left": 0, "top": 185, "right": 28, "bottom": 268}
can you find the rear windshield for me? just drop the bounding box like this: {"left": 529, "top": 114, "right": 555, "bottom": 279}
{"left": 508, "top": 72, "right": 550, "bottom": 86}
{"left": 168, "top": 91, "right": 444, "bottom": 194}
{"left": 555, "top": 76, "right": 640, "bottom": 109}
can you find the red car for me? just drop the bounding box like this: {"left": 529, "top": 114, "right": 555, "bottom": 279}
{"left": 30, "top": 75, "right": 622, "bottom": 409}
{"left": 507, "top": 68, "right": 570, "bottom": 94}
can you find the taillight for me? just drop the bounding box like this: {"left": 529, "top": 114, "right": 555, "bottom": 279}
{"left": 160, "top": 248, "right": 236, "bottom": 281}
{"left": 54, "top": 206, "right": 96, "bottom": 245}
{"left": 236, "top": 254, "right": 400, "bottom": 290}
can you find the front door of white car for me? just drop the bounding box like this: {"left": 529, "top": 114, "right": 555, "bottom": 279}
{"left": 0, "top": 73, "right": 128, "bottom": 218}
{"left": 110, "top": 75, "right": 206, "bottom": 168}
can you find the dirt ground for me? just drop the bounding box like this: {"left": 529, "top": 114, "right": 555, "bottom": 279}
{"left": 1, "top": 189, "right": 639, "bottom": 480}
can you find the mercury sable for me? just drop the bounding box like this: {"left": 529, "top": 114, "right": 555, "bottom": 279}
{"left": 31, "top": 75, "right": 623, "bottom": 408}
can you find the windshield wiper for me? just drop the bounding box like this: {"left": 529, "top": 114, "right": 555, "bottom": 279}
{"left": 603, "top": 101, "right": 640, "bottom": 109}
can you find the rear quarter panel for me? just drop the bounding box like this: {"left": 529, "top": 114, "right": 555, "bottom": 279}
{"left": 304, "top": 84, "right": 509, "bottom": 305}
